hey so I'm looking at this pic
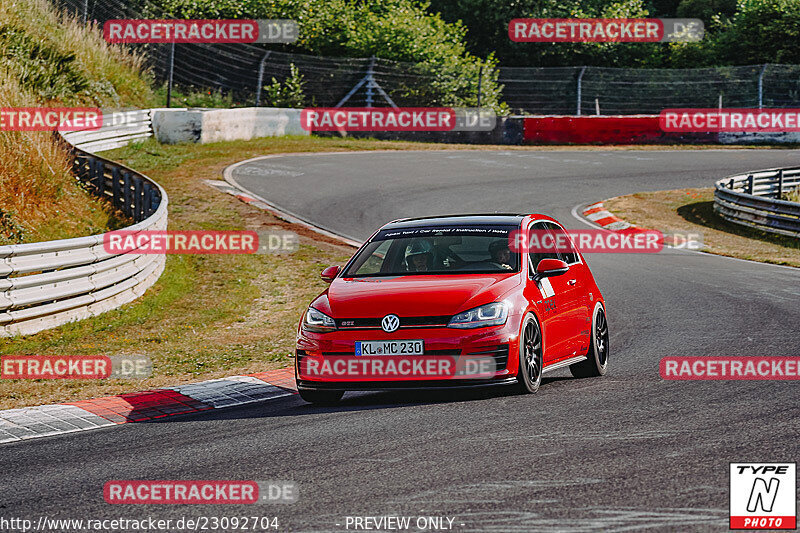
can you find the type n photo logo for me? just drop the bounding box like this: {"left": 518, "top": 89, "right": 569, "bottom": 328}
{"left": 730, "top": 463, "right": 796, "bottom": 530}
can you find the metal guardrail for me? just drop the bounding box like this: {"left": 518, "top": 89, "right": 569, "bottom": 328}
{"left": 714, "top": 167, "right": 800, "bottom": 238}
{"left": 0, "top": 111, "right": 167, "bottom": 337}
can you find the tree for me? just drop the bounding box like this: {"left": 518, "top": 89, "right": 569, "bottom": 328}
{"left": 145, "top": 0, "right": 504, "bottom": 109}
{"left": 428, "top": 0, "right": 670, "bottom": 67}
{"left": 676, "top": 0, "right": 737, "bottom": 21}
{"left": 713, "top": 0, "right": 800, "bottom": 64}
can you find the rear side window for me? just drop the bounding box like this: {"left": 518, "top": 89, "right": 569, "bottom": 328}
{"left": 544, "top": 222, "right": 579, "bottom": 265}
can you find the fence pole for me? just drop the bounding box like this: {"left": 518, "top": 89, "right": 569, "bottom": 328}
{"left": 365, "top": 56, "right": 376, "bottom": 107}
{"left": 777, "top": 169, "right": 784, "bottom": 199}
{"left": 747, "top": 174, "right": 754, "bottom": 195}
{"left": 477, "top": 66, "right": 483, "bottom": 108}
{"left": 758, "top": 64, "right": 767, "bottom": 109}
{"left": 576, "top": 67, "right": 586, "bottom": 116}
{"left": 166, "top": 43, "right": 175, "bottom": 108}
{"left": 255, "top": 51, "right": 272, "bottom": 107}
{"left": 82, "top": 0, "right": 88, "bottom": 22}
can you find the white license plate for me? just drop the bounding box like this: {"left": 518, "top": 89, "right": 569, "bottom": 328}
{"left": 355, "top": 340, "right": 424, "bottom": 356}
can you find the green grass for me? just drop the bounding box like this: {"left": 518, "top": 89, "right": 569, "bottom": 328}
{"left": 0, "top": 0, "right": 156, "bottom": 107}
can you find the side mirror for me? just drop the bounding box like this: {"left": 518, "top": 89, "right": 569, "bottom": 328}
{"left": 320, "top": 265, "right": 341, "bottom": 283}
{"left": 533, "top": 258, "right": 569, "bottom": 281}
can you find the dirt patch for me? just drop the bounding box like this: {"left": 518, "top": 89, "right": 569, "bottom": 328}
{"left": 604, "top": 188, "right": 800, "bottom": 267}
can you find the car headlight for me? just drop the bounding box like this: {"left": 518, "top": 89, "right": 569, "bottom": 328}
{"left": 303, "top": 307, "right": 337, "bottom": 332}
{"left": 448, "top": 302, "right": 508, "bottom": 329}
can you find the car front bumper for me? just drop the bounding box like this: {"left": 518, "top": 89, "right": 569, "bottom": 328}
{"left": 294, "top": 317, "right": 523, "bottom": 389}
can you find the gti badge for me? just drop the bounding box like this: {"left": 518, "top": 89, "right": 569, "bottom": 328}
{"left": 381, "top": 314, "right": 400, "bottom": 333}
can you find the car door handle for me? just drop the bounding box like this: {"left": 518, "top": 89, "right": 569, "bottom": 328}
{"left": 568, "top": 279, "right": 577, "bottom": 285}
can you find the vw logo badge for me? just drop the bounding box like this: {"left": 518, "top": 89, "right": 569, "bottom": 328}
{"left": 381, "top": 314, "right": 400, "bottom": 333}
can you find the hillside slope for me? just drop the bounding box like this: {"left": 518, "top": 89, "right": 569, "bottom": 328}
{"left": 0, "top": 0, "right": 157, "bottom": 244}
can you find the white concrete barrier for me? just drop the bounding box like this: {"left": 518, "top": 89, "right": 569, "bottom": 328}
{"left": 719, "top": 132, "right": 800, "bottom": 144}
{"left": 152, "top": 107, "right": 308, "bottom": 144}
{"left": 151, "top": 107, "right": 204, "bottom": 144}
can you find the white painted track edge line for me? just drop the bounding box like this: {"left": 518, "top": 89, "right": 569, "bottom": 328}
{"left": 223, "top": 155, "right": 363, "bottom": 248}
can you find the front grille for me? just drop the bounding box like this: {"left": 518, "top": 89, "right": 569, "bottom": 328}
{"left": 464, "top": 344, "right": 509, "bottom": 372}
{"left": 335, "top": 316, "right": 451, "bottom": 330}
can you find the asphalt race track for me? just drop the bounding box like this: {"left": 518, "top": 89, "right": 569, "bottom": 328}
{"left": 3, "top": 149, "right": 800, "bottom": 532}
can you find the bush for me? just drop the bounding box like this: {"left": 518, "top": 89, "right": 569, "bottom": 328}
{"left": 263, "top": 63, "right": 307, "bottom": 108}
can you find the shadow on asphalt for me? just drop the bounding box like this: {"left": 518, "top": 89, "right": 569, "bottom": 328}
{"left": 145, "top": 376, "right": 575, "bottom": 424}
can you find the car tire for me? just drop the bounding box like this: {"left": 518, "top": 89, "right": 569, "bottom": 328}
{"left": 517, "top": 313, "right": 543, "bottom": 394}
{"left": 570, "top": 302, "right": 609, "bottom": 378}
{"left": 298, "top": 389, "right": 344, "bottom": 404}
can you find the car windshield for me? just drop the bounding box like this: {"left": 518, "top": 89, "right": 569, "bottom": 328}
{"left": 343, "top": 225, "right": 521, "bottom": 276}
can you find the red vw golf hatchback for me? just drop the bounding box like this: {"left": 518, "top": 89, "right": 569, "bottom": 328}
{"left": 295, "top": 214, "right": 608, "bottom": 404}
